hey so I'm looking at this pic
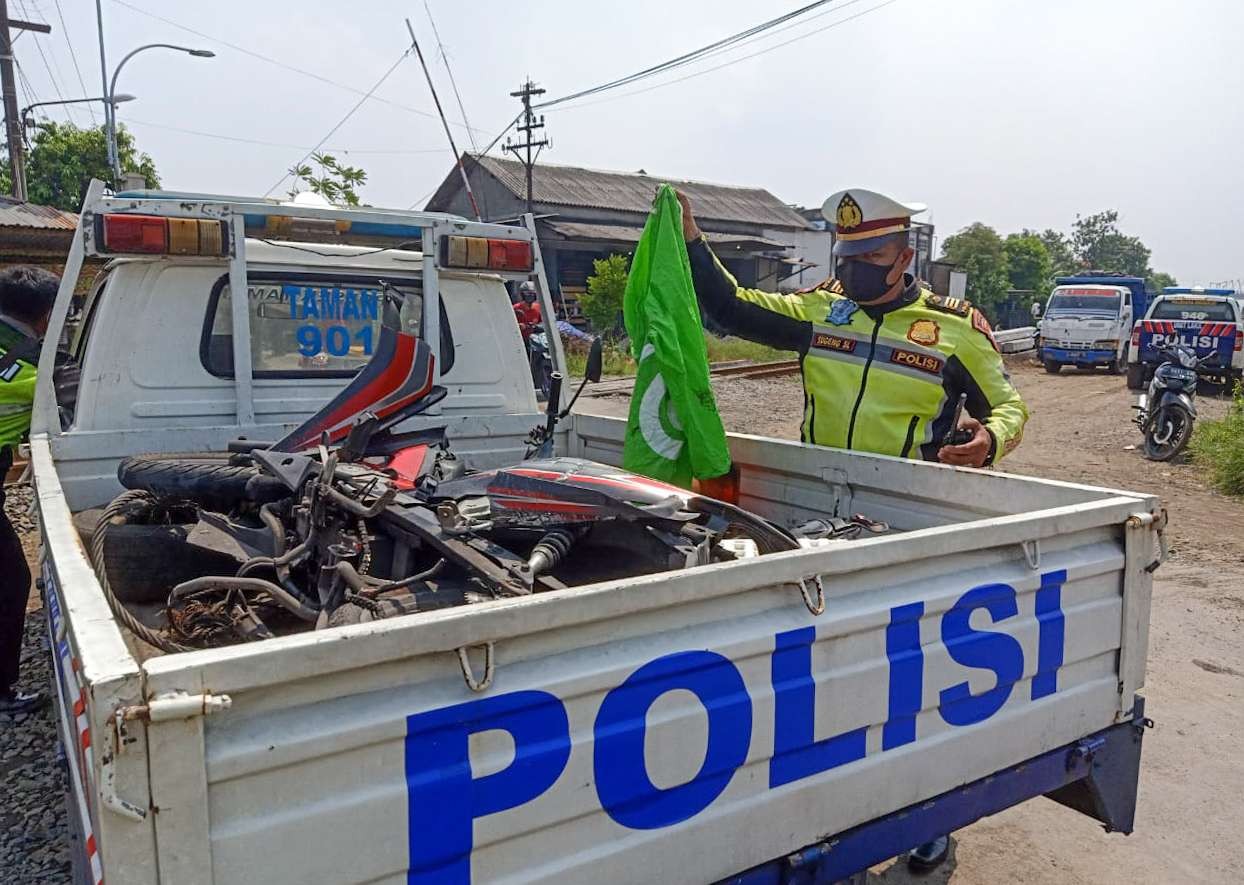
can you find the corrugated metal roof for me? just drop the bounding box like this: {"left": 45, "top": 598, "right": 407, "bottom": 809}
{"left": 542, "top": 220, "right": 792, "bottom": 250}
{"left": 443, "top": 155, "right": 809, "bottom": 230}
{"left": 0, "top": 197, "right": 78, "bottom": 231}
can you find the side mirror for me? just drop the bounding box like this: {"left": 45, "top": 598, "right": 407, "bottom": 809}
{"left": 586, "top": 337, "right": 604, "bottom": 383}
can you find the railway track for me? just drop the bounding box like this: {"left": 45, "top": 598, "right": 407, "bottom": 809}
{"left": 584, "top": 358, "right": 802, "bottom": 397}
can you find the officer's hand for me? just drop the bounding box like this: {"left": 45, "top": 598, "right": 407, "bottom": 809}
{"left": 937, "top": 416, "right": 991, "bottom": 468}
{"left": 674, "top": 190, "right": 702, "bottom": 242}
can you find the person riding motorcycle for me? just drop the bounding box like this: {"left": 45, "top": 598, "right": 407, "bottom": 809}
{"left": 513, "top": 281, "right": 543, "bottom": 343}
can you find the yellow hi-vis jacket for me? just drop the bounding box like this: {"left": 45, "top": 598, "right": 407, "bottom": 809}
{"left": 687, "top": 239, "right": 1028, "bottom": 464}
{"left": 0, "top": 319, "right": 39, "bottom": 451}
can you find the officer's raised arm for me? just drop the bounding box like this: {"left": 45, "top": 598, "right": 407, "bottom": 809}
{"left": 675, "top": 190, "right": 810, "bottom": 353}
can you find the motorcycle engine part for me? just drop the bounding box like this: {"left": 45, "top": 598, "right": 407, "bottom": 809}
{"left": 527, "top": 529, "right": 577, "bottom": 577}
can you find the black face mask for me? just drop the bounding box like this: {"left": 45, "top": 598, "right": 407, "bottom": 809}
{"left": 837, "top": 258, "right": 899, "bottom": 303}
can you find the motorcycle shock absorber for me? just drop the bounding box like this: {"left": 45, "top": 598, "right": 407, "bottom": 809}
{"left": 527, "top": 529, "right": 577, "bottom": 578}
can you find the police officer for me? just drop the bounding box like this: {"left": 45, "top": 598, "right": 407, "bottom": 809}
{"left": 0, "top": 266, "right": 60, "bottom": 717}
{"left": 678, "top": 189, "right": 1029, "bottom": 871}
{"left": 678, "top": 188, "right": 1027, "bottom": 470}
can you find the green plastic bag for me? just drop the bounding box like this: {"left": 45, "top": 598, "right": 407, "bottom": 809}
{"left": 622, "top": 185, "right": 731, "bottom": 487}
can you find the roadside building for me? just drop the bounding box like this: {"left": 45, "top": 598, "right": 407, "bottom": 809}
{"left": 0, "top": 197, "right": 100, "bottom": 299}
{"left": 425, "top": 155, "right": 819, "bottom": 319}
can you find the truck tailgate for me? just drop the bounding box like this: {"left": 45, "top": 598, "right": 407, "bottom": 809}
{"left": 123, "top": 417, "right": 1157, "bottom": 885}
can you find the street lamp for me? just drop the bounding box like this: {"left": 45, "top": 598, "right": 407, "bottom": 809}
{"left": 21, "top": 94, "right": 136, "bottom": 137}
{"left": 107, "top": 44, "right": 214, "bottom": 181}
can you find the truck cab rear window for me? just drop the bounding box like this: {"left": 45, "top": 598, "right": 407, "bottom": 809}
{"left": 1149, "top": 300, "right": 1236, "bottom": 322}
{"left": 201, "top": 274, "right": 453, "bottom": 377}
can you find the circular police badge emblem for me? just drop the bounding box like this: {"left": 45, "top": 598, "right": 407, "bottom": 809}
{"left": 907, "top": 318, "right": 940, "bottom": 346}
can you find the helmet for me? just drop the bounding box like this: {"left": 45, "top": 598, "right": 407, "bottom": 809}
{"left": 519, "top": 281, "right": 537, "bottom": 294}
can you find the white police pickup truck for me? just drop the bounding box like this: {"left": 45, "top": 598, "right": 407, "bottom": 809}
{"left": 1126, "top": 288, "right": 1244, "bottom": 390}
{"left": 32, "top": 182, "right": 1161, "bottom": 885}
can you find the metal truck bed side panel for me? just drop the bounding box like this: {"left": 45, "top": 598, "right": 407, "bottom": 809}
{"left": 130, "top": 425, "right": 1155, "bottom": 885}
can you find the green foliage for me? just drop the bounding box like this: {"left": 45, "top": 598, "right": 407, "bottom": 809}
{"left": 287, "top": 152, "right": 367, "bottom": 206}
{"left": 1148, "top": 270, "right": 1178, "bottom": 292}
{"left": 580, "top": 253, "right": 630, "bottom": 336}
{"left": 0, "top": 122, "right": 160, "bottom": 210}
{"left": 1189, "top": 384, "right": 1244, "bottom": 496}
{"left": 1003, "top": 233, "right": 1052, "bottom": 292}
{"left": 1071, "top": 210, "right": 1151, "bottom": 277}
{"left": 563, "top": 338, "right": 635, "bottom": 377}
{"left": 1035, "top": 228, "right": 1079, "bottom": 278}
{"left": 939, "top": 223, "right": 1010, "bottom": 312}
{"left": 703, "top": 335, "right": 792, "bottom": 363}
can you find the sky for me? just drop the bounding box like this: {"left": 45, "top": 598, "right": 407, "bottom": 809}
{"left": 10, "top": 0, "right": 1244, "bottom": 284}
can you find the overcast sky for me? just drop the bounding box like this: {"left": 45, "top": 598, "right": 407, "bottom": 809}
{"left": 13, "top": 0, "right": 1243, "bottom": 283}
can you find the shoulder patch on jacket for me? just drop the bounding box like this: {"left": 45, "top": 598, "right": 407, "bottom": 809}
{"left": 970, "top": 307, "right": 1001, "bottom": 352}
{"left": 924, "top": 294, "right": 972, "bottom": 317}
{"left": 795, "top": 276, "right": 844, "bottom": 296}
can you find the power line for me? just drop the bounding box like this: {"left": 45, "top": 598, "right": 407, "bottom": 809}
{"left": 125, "top": 116, "right": 451, "bottom": 155}
{"left": 423, "top": 0, "right": 477, "bottom": 152}
{"left": 535, "top": 0, "right": 839, "bottom": 110}
{"left": 553, "top": 0, "right": 903, "bottom": 113}
{"left": 109, "top": 0, "right": 488, "bottom": 138}
{"left": 263, "top": 48, "right": 411, "bottom": 198}
{"left": 51, "top": 0, "right": 95, "bottom": 124}
{"left": 14, "top": 0, "right": 78, "bottom": 125}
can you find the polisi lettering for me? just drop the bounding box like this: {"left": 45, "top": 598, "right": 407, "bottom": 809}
{"left": 889, "top": 348, "right": 944, "bottom": 375}
{"left": 404, "top": 571, "right": 1067, "bottom": 883}
{"left": 1149, "top": 332, "right": 1218, "bottom": 350}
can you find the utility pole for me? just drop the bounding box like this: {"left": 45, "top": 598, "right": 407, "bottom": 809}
{"left": 503, "top": 79, "right": 549, "bottom": 217}
{"left": 0, "top": 0, "right": 51, "bottom": 200}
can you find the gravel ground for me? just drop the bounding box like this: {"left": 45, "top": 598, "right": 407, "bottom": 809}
{"left": 1, "top": 481, "right": 73, "bottom": 884}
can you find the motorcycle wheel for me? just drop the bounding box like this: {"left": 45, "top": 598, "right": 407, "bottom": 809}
{"left": 118, "top": 454, "right": 290, "bottom": 504}
{"left": 1143, "top": 405, "right": 1193, "bottom": 461}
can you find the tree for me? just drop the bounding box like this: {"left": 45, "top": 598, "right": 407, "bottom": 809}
{"left": 1070, "top": 210, "right": 1151, "bottom": 277}
{"left": 1034, "top": 228, "right": 1079, "bottom": 279}
{"left": 938, "top": 223, "right": 1010, "bottom": 313}
{"left": 0, "top": 122, "right": 159, "bottom": 210}
{"left": 287, "top": 153, "right": 367, "bottom": 206}
{"left": 580, "top": 253, "right": 629, "bottom": 336}
{"left": 1003, "top": 233, "right": 1051, "bottom": 293}
{"left": 1148, "top": 270, "right": 1177, "bottom": 292}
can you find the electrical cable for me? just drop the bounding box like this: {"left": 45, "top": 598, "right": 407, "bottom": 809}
{"left": 124, "top": 117, "right": 451, "bottom": 155}
{"left": 109, "top": 0, "right": 488, "bottom": 138}
{"left": 423, "top": 0, "right": 477, "bottom": 151}
{"left": 262, "top": 48, "right": 411, "bottom": 198}
{"left": 51, "top": 0, "right": 96, "bottom": 124}
{"left": 553, "top": 0, "right": 903, "bottom": 113}
{"left": 14, "top": 0, "right": 77, "bottom": 125}
{"left": 534, "top": 0, "right": 838, "bottom": 110}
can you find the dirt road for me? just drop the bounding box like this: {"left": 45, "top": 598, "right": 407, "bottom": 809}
{"left": 586, "top": 359, "right": 1244, "bottom": 884}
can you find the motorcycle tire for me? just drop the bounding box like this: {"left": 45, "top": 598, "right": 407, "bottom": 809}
{"left": 1143, "top": 406, "right": 1193, "bottom": 462}
{"left": 1126, "top": 363, "right": 1146, "bottom": 391}
{"left": 118, "top": 454, "right": 291, "bottom": 504}
{"left": 1043, "top": 359, "right": 1062, "bottom": 374}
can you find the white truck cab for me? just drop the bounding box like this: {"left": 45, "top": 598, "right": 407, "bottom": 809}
{"left": 32, "top": 183, "right": 1162, "bottom": 885}
{"left": 1037, "top": 284, "right": 1133, "bottom": 374}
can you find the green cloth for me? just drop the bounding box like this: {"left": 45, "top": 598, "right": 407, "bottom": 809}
{"left": 0, "top": 321, "right": 37, "bottom": 451}
{"left": 622, "top": 185, "right": 731, "bottom": 487}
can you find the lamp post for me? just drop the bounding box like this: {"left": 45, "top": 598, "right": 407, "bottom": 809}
{"left": 21, "top": 94, "right": 135, "bottom": 137}
{"left": 106, "top": 44, "right": 213, "bottom": 181}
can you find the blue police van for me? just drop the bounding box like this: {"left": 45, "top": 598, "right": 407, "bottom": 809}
{"left": 1126, "top": 288, "right": 1243, "bottom": 389}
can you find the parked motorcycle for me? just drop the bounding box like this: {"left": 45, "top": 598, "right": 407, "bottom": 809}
{"left": 528, "top": 328, "right": 554, "bottom": 400}
{"left": 1133, "top": 343, "right": 1214, "bottom": 461}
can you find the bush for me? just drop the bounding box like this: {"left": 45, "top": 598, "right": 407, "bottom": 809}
{"left": 580, "top": 254, "right": 629, "bottom": 336}
{"left": 1189, "top": 384, "right": 1244, "bottom": 496}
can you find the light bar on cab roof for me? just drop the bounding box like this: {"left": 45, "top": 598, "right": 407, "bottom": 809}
{"left": 1163, "top": 287, "right": 1236, "bottom": 296}
{"left": 440, "top": 235, "right": 533, "bottom": 273}
{"left": 97, "top": 213, "right": 229, "bottom": 257}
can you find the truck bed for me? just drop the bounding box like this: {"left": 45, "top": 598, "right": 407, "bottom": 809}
{"left": 36, "top": 413, "right": 1159, "bottom": 885}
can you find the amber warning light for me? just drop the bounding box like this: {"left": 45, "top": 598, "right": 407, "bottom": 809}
{"left": 97, "top": 214, "right": 229, "bottom": 256}
{"left": 440, "top": 235, "right": 533, "bottom": 272}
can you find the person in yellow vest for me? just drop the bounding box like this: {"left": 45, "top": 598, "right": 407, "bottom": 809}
{"left": 678, "top": 188, "right": 1027, "bottom": 470}
{"left": 0, "top": 266, "right": 60, "bottom": 717}
{"left": 678, "top": 189, "right": 1029, "bottom": 871}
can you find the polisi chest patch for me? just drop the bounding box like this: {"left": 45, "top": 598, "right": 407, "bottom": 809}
{"left": 890, "top": 347, "right": 944, "bottom": 376}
